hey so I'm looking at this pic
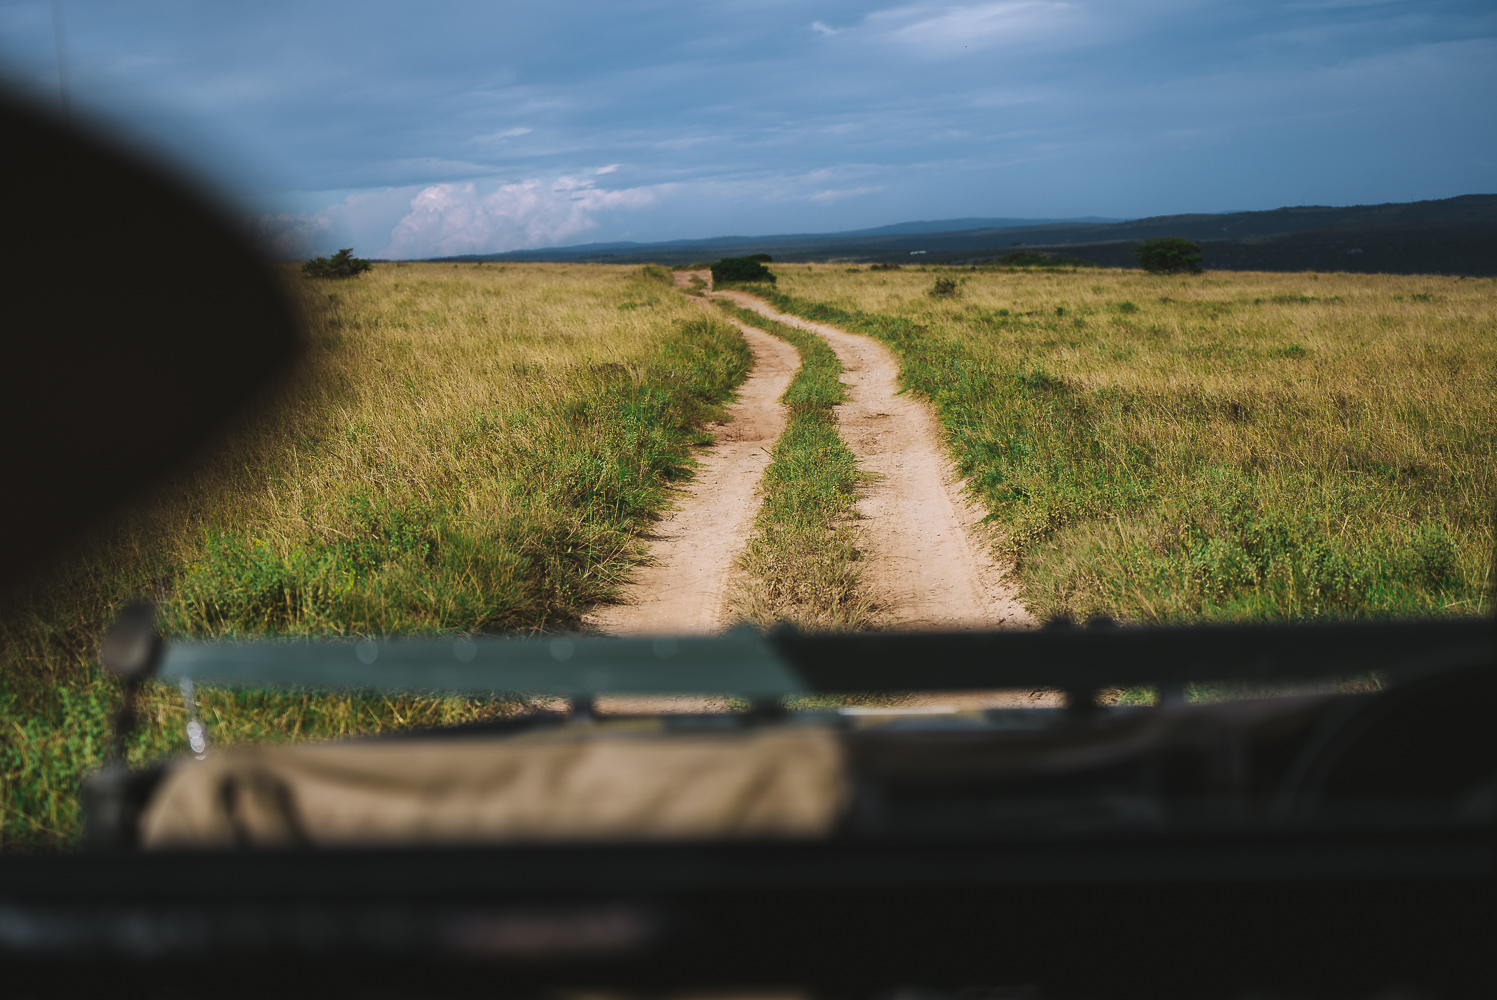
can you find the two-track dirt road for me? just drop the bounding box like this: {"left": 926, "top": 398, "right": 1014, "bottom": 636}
{"left": 713, "top": 289, "right": 1033, "bottom": 632}
{"left": 590, "top": 271, "right": 1032, "bottom": 638}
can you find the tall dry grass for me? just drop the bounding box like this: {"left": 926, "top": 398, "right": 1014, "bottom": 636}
{"left": 0, "top": 261, "right": 751, "bottom": 849}
{"left": 756, "top": 266, "right": 1495, "bottom": 623}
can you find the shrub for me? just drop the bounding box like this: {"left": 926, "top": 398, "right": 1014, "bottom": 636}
{"left": 711, "top": 257, "right": 776, "bottom": 283}
{"left": 1134, "top": 237, "right": 1203, "bottom": 274}
{"left": 929, "top": 277, "right": 961, "bottom": 298}
{"left": 302, "top": 248, "right": 374, "bottom": 279}
{"left": 869, "top": 262, "right": 901, "bottom": 271}
{"left": 1408, "top": 524, "right": 1459, "bottom": 591}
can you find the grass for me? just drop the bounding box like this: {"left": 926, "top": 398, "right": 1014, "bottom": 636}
{"left": 748, "top": 266, "right": 1495, "bottom": 624}
{"left": 0, "top": 262, "right": 752, "bottom": 850}
{"left": 715, "top": 303, "right": 877, "bottom": 631}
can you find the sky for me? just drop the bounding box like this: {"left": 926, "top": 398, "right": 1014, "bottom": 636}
{"left": 0, "top": 1, "right": 1492, "bottom": 259}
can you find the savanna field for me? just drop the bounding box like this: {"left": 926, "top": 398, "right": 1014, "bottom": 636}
{"left": 756, "top": 265, "right": 1496, "bottom": 623}
{"left": 0, "top": 262, "right": 751, "bottom": 849}
{"left": 2, "top": 260, "right": 1492, "bottom": 848}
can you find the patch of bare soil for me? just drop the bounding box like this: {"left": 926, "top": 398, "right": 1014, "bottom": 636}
{"left": 584, "top": 315, "right": 800, "bottom": 637}
{"left": 672, "top": 268, "right": 713, "bottom": 292}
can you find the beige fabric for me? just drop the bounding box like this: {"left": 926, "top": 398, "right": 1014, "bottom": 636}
{"left": 140, "top": 725, "right": 848, "bottom": 849}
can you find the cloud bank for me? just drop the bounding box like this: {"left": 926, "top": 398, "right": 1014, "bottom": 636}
{"left": 380, "top": 174, "right": 660, "bottom": 258}
{"left": 24, "top": 1, "right": 1487, "bottom": 250}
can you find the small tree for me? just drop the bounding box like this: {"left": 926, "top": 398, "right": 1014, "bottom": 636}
{"left": 302, "top": 248, "right": 374, "bottom": 279}
{"left": 710, "top": 257, "right": 776, "bottom": 283}
{"left": 1134, "top": 237, "right": 1203, "bottom": 274}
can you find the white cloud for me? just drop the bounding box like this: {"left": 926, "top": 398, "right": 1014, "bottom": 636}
{"left": 832, "top": 2, "right": 1086, "bottom": 55}
{"left": 476, "top": 126, "right": 533, "bottom": 143}
{"left": 380, "top": 175, "right": 660, "bottom": 258}
{"left": 595, "top": 163, "right": 621, "bottom": 175}
{"left": 807, "top": 185, "right": 885, "bottom": 202}
{"left": 811, "top": 21, "right": 842, "bottom": 36}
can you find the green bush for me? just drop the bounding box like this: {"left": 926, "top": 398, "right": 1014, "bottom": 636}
{"left": 302, "top": 248, "right": 374, "bottom": 279}
{"left": 1134, "top": 237, "right": 1203, "bottom": 274}
{"left": 711, "top": 257, "right": 776, "bottom": 284}
{"left": 929, "top": 277, "right": 961, "bottom": 298}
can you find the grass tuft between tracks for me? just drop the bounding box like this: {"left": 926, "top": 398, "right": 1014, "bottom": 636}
{"left": 716, "top": 302, "right": 878, "bottom": 631}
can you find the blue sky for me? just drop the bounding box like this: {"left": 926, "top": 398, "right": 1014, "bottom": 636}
{"left": 1, "top": 1, "right": 1492, "bottom": 258}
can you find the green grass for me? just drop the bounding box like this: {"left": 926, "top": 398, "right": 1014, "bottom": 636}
{"left": 165, "top": 323, "right": 748, "bottom": 638}
{"left": 0, "top": 263, "right": 752, "bottom": 850}
{"left": 748, "top": 267, "right": 1495, "bottom": 625}
{"left": 716, "top": 303, "right": 876, "bottom": 631}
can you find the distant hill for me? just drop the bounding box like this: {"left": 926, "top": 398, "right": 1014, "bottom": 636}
{"left": 441, "top": 215, "right": 1122, "bottom": 263}
{"left": 827, "top": 215, "right": 1123, "bottom": 237}
{"left": 435, "top": 194, "right": 1497, "bottom": 276}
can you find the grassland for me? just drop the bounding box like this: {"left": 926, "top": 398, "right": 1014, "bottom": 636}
{"left": 0, "top": 262, "right": 751, "bottom": 850}
{"left": 752, "top": 265, "right": 1495, "bottom": 624}
{"left": 716, "top": 302, "right": 876, "bottom": 631}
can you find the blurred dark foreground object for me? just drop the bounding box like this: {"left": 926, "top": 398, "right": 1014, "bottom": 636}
{"left": 0, "top": 94, "right": 300, "bottom": 594}
{"left": 14, "top": 616, "right": 1493, "bottom": 999}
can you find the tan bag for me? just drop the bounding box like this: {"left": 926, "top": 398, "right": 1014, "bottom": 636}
{"left": 140, "top": 725, "right": 848, "bottom": 849}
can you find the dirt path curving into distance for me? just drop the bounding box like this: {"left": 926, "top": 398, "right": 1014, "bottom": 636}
{"left": 712, "top": 290, "right": 1033, "bottom": 633}
{"left": 585, "top": 282, "right": 800, "bottom": 636}
{"left": 591, "top": 271, "right": 1049, "bottom": 710}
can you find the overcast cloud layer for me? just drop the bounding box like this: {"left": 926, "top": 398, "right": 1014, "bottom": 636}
{"left": 1, "top": 1, "right": 1492, "bottom": 258}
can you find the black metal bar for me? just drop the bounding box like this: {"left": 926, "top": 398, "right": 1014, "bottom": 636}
{"left": 149, "top": 617, "right": 1492, "bottom": 697}
{"left": 773, "top": 617, "right": 1495, "bottom": 693}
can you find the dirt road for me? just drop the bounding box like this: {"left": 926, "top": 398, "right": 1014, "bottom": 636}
{"left": 712, "top": 289, "right": 1033, "bottom": 632}
{"left": 584, "top": 296, "right": 801, "bottom": 635}
{"left": 590, "top": 272, "right": 1045, "bottom": 709}
{"left": 592, "top": 270, "right": 1030, "bottom": 639}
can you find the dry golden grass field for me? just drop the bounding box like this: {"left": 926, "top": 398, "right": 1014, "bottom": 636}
{"left": 3, "top": 259, "right": 1492, "bottom": 851}
{"left": 0, "top": 262, "right": 751, "bottom": 849}
{"left": 754, "top": 264, "right": 1495, "bottom": 624}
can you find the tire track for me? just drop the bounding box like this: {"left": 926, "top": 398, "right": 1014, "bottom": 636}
{"left": 585, "top": 299, "right": 801, "bottom": 635}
